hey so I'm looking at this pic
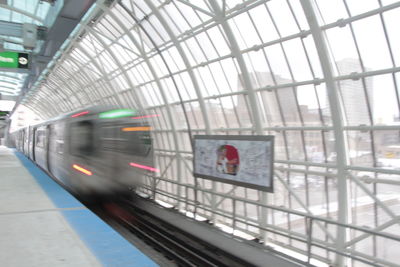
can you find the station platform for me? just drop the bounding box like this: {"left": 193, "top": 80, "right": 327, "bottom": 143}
{"left": 0, "top": 146, "right": 159, "bottom": 267}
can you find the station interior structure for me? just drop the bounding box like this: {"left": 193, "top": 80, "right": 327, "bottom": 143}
{"left": 1, "top": 0, "right": 400, "bottom": 266}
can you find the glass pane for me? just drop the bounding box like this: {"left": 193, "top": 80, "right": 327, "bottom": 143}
{"left": 277, "top": 87, "right": 301, "bottom": 126}
{"left": 304, "top": 131, "right": 326, "bottom": 163}
{"left": 162, "top": 78, "right": 180, "bottom": 104}
{"left": 315, "top": 0, "right": 349, "bottom": 25}
{"left": 283, "top": 38, "right": 314, "bottom": 81}
{"left": 228, "top": 12, "right": 261, "bottom": 50}
{"left": 346, "top": 0, "right": 379, "bottom": 16}
{"left": 286, "top": 131, "right": 305, "bottom": 161}
{"left": 248, "top": 5, "right": 279, "bottom": 43}
{"left": 325, "top": 26, "right": 361, "bottom": 75}
{"left": 220, "top": 96, "right": 240, "bottom": 128}
{"left": 264, "top": 44, "right": 292, "bottom": 82}
{"left": 352, "top": 15, "right": 393, "bottom": 70}
{"left": 267, "top": 0, "right": 299, "bottom": 36}
{"left": 339, "top": 78, "right": 372, "bottom": 125}
{"left": 207, "top": 99, "right": 227, "bottom": 129}
{"left": 235, "top": 94, "right": 253, "bottom": 127}
{"left": 297, "top": 84, "right": 324, "bottom": 126}
{"left": 346, "top": 131, "right": 374, "bottom": 167}
{"left": 258, "top": 90, "right": 282, "bottom": 127}
{"left": 207, "top": 26, "right": 230, "bottom": 56}
{"left": 371, "top": 74, "right": 399, "bottom": 125}
{"left": 374, "top": 130, "right": 400, "bottom": 170}
{"left": 383, "top": 8, "right": 400, "bottom": 66}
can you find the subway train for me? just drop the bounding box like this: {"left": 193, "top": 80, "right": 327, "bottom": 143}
{"left": 12, "top": 107, "right": 156, "bottom": 199}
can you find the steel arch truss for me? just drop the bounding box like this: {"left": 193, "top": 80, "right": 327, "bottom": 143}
{"left": 18, "top": 0, "right": 400, "bottom": 266}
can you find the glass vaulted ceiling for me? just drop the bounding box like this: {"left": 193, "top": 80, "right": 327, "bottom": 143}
{"left": 0, "top": 0, "right": 51, "bottom": 106}
{"left": 18, "top": 0, "right": 400, "bottom": 266}
{"left": 0, "top": 71, "right": 25, "bottom": 96}
{"left": 0, "top": 0, "right": 50, "bottom": 51}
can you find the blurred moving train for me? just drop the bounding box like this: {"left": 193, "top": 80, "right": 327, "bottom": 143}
{"left": 12, "top": 107, "right": 156, "bottom": 199}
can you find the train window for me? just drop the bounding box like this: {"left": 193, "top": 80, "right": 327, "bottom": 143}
{"left": 99, "top": 124, "right": 152, "bottom": 156}
{"left": 70, "top": 121, "right": 94, "bottom": 156}
{"left": 101, "top": 127, "right": 114, "bottom": 139}
{"left": 36, "top": 130, "right": 45, "bottom": 148}
{"left": 99, "top": 126, "right": 117, "bottom": 151}
{"left": 122, "top": 129, "right": 152, "bottom": 156}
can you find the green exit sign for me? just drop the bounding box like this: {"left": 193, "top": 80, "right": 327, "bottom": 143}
{"left": 0, "top": 52, "right": 29, "bottom": 69}
{"left": 0, "top": 110, "right": 9, "bottom": 120}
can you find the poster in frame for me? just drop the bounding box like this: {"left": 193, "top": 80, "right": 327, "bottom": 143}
{"left": 193, "top": 135, "right": 274, "bottom": 192}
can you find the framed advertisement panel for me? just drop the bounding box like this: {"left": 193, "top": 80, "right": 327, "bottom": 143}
{"left": 193, "top": 135, "right": 274, "bottom": 192}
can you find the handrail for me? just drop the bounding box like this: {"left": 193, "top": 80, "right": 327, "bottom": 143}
{"left": 139, "top": 175, "right": 400, "bottom": 266}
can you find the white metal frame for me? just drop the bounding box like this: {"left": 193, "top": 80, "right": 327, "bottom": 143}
{"left": 18, "top": 1, "right": 400, "bottom": 266}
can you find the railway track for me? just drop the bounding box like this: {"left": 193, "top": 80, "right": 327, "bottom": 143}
{"left": 40, "top": 170, "right": 254, "bottom": 266}
{"left": 88, "top": 198, "right": 252, "bottom": 267}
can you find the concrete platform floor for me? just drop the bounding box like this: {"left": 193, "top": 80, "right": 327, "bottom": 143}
{"left": 0, "top": 146, "right": 101, "bottom": 266}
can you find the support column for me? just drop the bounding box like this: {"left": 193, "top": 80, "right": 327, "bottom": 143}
{"left": 300, "top": 1, "right": 349, "bottom": 266}
{"left": 208, "top": 0, "right": 268, "bottom": 241}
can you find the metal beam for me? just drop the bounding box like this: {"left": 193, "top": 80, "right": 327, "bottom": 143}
{"left": 208, "top": 0, "right": 270, "bottom": 243}
{"left": 115, "top": 3, "right": 183, "bottom": 200}
{"left": 144, "top": 0, "right": 214, "bottom": 213}
{"left": 0, "top": 4, "right": 44, "bottom": 23}
{"left": 0, "top": 20, "right": 46, "bottom": 39}
{"left": 275, "top": 171, "right": 336, "bottom": 241}
{"left": 345, "top": 172, "right": 400, "bottom": 247}
{"left": 0, "top": 20, "right": 23, "bottom": 37}
{"left": 0, "top": 94, "right": 17, "bottom": 100}
{"left": 14, "top": 0, "right": 96, "bottom": 115}
{"left": 175, "top": 0, "right": 215, "bottom": 17}
{"left": 0, "top": 67, "right": 30, "bottom": 74}
{"left": 300, "top": 0, "right": 349, "bottom": 266}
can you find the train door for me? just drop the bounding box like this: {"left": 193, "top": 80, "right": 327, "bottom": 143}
{"left": 47, "top": 122, "right": 66, "bottom": 179}
{"left": 50, "top": 122, "right": 68, "bottom": 184}
{"left": 31, "top": 127, "right": 36, "bottom": 161}
{"left": 28, "top": 127, "right": 35, "bottom": 160}
{"left": 69, "top": 120, "right": 96, "bottom": 170}
{"left": 24, "top": 127, "right": 30, "bottom": 156}
{"left": 20, "top": 128, "right": 25, "bottom": 153}
{"left": 26, "top": 127, "right": 30, "bottom": 157}
{"left": 68, "top": 119, "right": 105, "bottom": 192}
{"left": 34, "top": 125, "right": 48, "bottom": 170}
{"left": 46, "top": 124, "right": 52, "bottom": 173}
{"left": 20, "top": 128, "right": 24, "bottom": 153}
{"left": 15, "top": 131, "right": 19, "bottom": 150}
{"left": 97, "top": 123, "right": 118, "bottom": 179}
{"left": 15, "top": 131, "right": 20, "bottom": 150}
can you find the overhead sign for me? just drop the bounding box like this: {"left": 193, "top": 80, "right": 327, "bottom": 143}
{"left": 193, "top": 135, "right": 275, "bottom": 192}
{"left": 0, "top": 110, "right": 10, "bottom": 120}
{"left": 0, "top": 51, "right": 29, "bottom": 69}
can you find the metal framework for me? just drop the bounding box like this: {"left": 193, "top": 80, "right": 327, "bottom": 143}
{"left": 0, "top": 0, "right": 51, "bottom": 78}
{"left": 17, "top": 0, "right": 400, "bottom": 266}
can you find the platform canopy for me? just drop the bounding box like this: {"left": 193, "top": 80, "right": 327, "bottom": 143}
{"left": 0, "top": 0, "right": 95, "bottom": 110}
{"left": 0, "top": 0, "right": 51, "bottom": 104}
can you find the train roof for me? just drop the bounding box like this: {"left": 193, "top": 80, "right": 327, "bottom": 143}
{"left": 12, "top": 106, "right": 154, "bottom": 131}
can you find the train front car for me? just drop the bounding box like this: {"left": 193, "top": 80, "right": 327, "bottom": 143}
{"left": 66, "top": 108, "right": 155, "bottom": 200}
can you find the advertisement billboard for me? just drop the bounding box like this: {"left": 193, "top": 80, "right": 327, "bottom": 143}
{"left": 193, "top": 135, "right": 274, "bottom": 192}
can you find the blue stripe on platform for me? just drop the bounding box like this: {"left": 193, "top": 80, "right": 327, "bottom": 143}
{"left": 15, "top": 151, "right": 158, "bottom": 267}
